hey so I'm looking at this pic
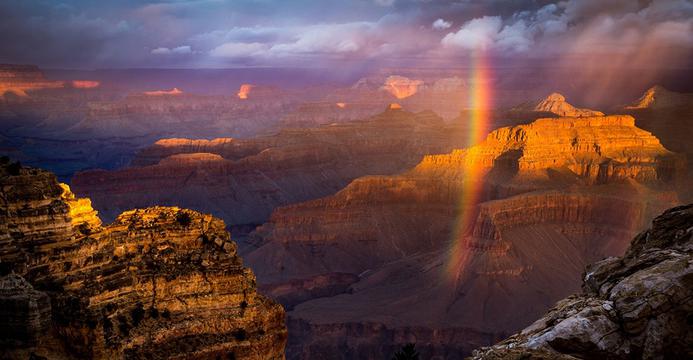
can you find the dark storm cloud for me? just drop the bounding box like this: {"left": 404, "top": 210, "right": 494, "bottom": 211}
{"left": 0, "top": 0, "right": 690, "bottom": 69}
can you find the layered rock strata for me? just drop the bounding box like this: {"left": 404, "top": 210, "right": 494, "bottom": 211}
{"left": 245, "top": 113, "right": 686, "bottom": 358}
{"left": 250, "top": 114, "right": 683, "bottom": 283}
{"left": 72, "top": 109, "right": 468, "bottom": 225}
{"left": 471, "top": 204, "right": 693, "bottom": 359}
{"left": 0, "top": 162, "right": 287, "bottom": 359}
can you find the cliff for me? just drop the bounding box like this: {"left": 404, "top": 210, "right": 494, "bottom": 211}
{"left": 244, "top": 113, "right": 686, "bottom": 358}
{"left": 0, "top": 161, "right": 287, "bottom": 359}
{"left": 621, "top": 86, "right": 693, "bottom": 194}
{"left": 72, "top": 109, "right": 468, "bottom": 225}
{"left": 250, "top": 114, "right": 683, "bottom": 282}
{"left": 471, "top": 204, "right": 693, "bottom": 359}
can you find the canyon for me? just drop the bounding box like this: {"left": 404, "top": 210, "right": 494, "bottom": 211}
{"left": 242, "top": 106, "right": 686, "bottom": 358}
{"left": 71, "top": 108, "right": 469, "bottom": 225}
{"left": 0, "top": 159, "right": 287, "bottom": 359}
{"left": 2, "top": 61, "right": 691, "bottom": 359}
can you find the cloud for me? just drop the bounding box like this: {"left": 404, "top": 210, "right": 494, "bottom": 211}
{"left": 209, "top": 42, "right": 267, "bottom": 58}
{"left": 0, "top": 0, "right": 691, "bottom": 70}
{"left": 151, "top": 45, "right": 192, "bottom": 55}
{"left": 432, "top": 18, "right": 452, "bottom": 30}
{"left": 374, "top": 0, "right": 396, "bottom": 6}
{"left": 442, "top": 16, "right": 503, "bottom": 50}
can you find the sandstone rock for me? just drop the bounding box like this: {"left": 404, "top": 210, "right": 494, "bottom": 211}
{"left": 471, "top": 204, "right": 693, "bottom": 359}
{"left": 0, "top": 162, "right": 287, "bottom": 359}
{"left": 0, "top": 274, "right": 51, "bottom": 348}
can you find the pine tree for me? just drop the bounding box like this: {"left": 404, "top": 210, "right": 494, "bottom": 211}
{"left": 392, "top": 343, "right": 420, "bottom": 360}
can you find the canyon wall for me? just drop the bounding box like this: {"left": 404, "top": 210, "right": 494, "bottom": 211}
{"left": 0, "top": 160, "right": 287, "bottom": 359}
{"left": 72, "top": 109, "right": 468, "bottom": 225}
{"left": 244, "top": 112, "right": 685, "bottom": 358}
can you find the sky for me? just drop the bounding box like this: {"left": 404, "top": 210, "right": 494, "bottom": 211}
{"left": 0, "top": 0, "right": 691, "bottom": 71}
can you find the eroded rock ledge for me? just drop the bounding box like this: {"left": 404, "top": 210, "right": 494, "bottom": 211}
{"left": 0, "top": 161, "right": 287, "bottom": 359}
{"left": 470, "top": 204, "right": 693, "bottom": 359}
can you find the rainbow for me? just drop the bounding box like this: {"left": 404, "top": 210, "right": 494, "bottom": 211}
{"left": 445, "top": 50, "right": 493, "bottom": 281}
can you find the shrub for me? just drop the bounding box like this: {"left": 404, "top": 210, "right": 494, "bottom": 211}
{"left": 7, "top": 161, "right": 21, "bottom": 175}
{"left": 175, "top": 211, "right": 192, "bottom": 227}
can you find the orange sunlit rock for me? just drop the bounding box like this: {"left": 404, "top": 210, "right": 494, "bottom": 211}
{"left": 72, "top": 80, "right": 100, "bottom": 89}
{"left": 382, "top": 75, "right": 423, "bottom": 99}
{"left": 0, "top": 64, "right": 64, "bottom": 97}
{"left": 143, "top": 87, "right": 183, "bottom": 96}
{"left": 336, "top": 102, "right": 346, "bottom": 108}
{"left": 388, "top": 103, "right": 402, "bottom": 110}
{"left": 238, "top": 84, "right": 253, "bottom": 99}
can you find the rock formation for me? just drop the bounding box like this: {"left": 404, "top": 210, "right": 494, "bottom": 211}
{"left": 471, "top": 204, "right": 693, "bottom": 359}
{"left": 143, "top": 87, "right": 183, "bottom": 96}
{"left": 625, "top": 85, "right": 691, "bottom": 109}
{"left": 71, "top": 109, "right": 468, "bottom": 226}
{"left": 245, "top": 113, "right": 686, "bottom": 358}
{"left": 621, "top": 86, "right": 693, "bottom": 199}
{"left": 0, "top": 64, "right": 64, "bottom": 97}
{"left": 0, "top": 161, "right": 287, "bottom": 359}
{"left": 382, "top": 75, "right": 423, "bottom": 99}
{"left": 238, "top": 84, "right": 253, "bottom": 99}
{"left": 71, "top": 80, "right": 101, "bottom": 89}
{"left": 509, "top": 93, "right": 604, "bottom": 118}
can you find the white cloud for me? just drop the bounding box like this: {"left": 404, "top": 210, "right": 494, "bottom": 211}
{"left": 441, "top": 15, "right": 533, "bottom": 52}
{"left": 442, "top": 16, "right": 503, "bottom": 50}
{"left": 268, "top": 23, "right": 373, "bottom": 55}
{"left": 150, "top": 45, "right": 192, "bottom": 55}
{"left": 432, "top": 18, "right": 452, "bottom": 30}
{"left": 209, "top": 42, "right": 267, "bottom": 58}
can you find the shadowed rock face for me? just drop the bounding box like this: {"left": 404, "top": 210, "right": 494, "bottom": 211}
{"left": 621, "top": 86, "right": 693, "bottom": 202}
{"left": 244, "top": 113, "right": 686, "bottom": 359}
{"left": 0, "top": 274, "right": 51, "bottom": 348}
{"left": 0, "top": 161, "right": 287, "bottom": 359}
{"left": 471, "top": 204, "right": 693, "bottom": 360}
{"left": 72, "top": 109, "right": 468, "bottom": 225}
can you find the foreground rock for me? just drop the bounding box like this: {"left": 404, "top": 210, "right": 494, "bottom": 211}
{"left": 0, "top": 161, "right": 287, "bottom": 359}
{"left": 471, "top": 204, "right": 693, "bottom": 359}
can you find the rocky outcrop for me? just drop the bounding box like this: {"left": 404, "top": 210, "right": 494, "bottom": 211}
{"left": 0, "top": 162, "right": 287, "bottom": 359}
{"left": 72, "top": 109, "right": 468, "bottom": 225}
{"left": 509, "top": 93, "right": 604, "bottom": 118}
{"left": 471, "top": 204, "right": 693, "bottom": 359}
